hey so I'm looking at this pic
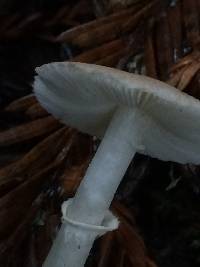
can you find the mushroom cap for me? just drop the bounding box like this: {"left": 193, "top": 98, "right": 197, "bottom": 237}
{"left": 34, "top": 62, "right": 200, "bottom": 164}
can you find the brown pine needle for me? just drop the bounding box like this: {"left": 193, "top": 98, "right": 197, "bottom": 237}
{"left": 57, "top": 1, "right": 157, "bottom": 48}
{"left": 0, "top": 164, "right": 58, "bottom": 239}
{"left": 5, "top": 94, "right": 37, "bottom": 113}
{"left": 25, "top": 102, "right": 49, "bottom": 119}
{"left": 57, "top": 4, "right": 142, "bottom": 43}
{"left": 97, "top": 232, "right": 115, "bottom": 267}
{"left": 72, "top": 39, "right": 126, "bottom": 64}
{"left": 0, "top": 127, "right": 73, "bottom": 183}
{"left": 0, "top": 116, "right": 61, "bottom": 147}
{"left": 177, "top": 60, "right": 200, "bottom": 91}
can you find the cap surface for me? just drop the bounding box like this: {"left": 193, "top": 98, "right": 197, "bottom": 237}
{"left": 34, "top": 62, "right": 200, "bottom": 164}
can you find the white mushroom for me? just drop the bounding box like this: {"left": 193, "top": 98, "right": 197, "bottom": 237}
{"left": 34, "top": 62, "right": 200, "bottom": 267}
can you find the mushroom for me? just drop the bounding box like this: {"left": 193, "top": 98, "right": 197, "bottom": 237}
{"left": 34, "top": 62, "right": 200, "bottom": 267}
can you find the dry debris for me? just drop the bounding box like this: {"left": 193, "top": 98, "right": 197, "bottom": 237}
{"left": 1, "top": 0, "right": 200, "bottom": 267}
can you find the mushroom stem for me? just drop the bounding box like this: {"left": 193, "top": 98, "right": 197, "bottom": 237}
{"left": 68, "top": 106, "right": 140, "bottom": 223}
{"left": 43, "top": 107, "right": 141, "bottom": 267}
